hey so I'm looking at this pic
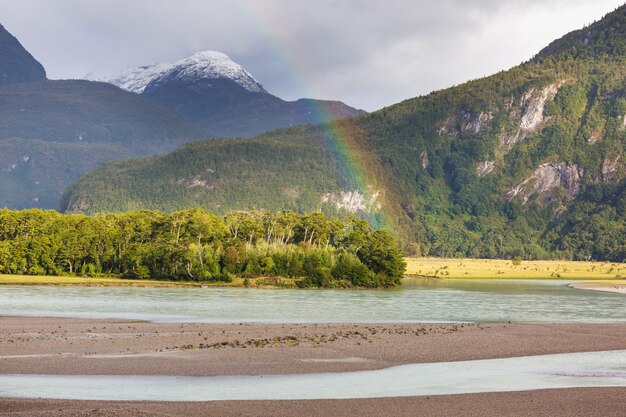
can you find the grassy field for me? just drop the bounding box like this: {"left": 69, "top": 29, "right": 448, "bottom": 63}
{"left": 0, "top": 274, "right": 297, "bottom": 288}
{"left": 405, "top": 258, "right": 626, "bottom": 280}
{"left": 0, "top": 274, "right": 203, "bottom": 287}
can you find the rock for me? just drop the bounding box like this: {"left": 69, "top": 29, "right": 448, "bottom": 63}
{"left": 461, "top": 111, "right": 493, "bottom": 135}
{"left": 506, "top": 162, "right": 583, "bottom": 205}
{"left": 499, "top": 129, "right": 525, "bottom": 150}
{"left": 420, "top": 150, "right": 429, "bottom": 170}
{"left": 476, "top": 161, "right": 496, "bottom": 177}
{"left": 321, "top": 190, "right": 381, "bottom": 213}
{"left": 499, "top": 82, "right": 562, "bottom": 151}
{"left": 436, "top": 117, "right": 456, "bottom": 137}
{"left": 585, "top": 133, "right": 600, "bottom": 144}
{"left": 600, "top": 156, "right": 621, "bottom": 182}
{"left": 519, "top": 83, "right": 559, "bottom": 131}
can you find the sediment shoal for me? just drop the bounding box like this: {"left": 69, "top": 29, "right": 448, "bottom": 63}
{"left": 1, "top": 387, "right": 625, "bottom": 417}
{"left": 1, "top": 317, "right": 625, "bottom": 416}
{"left": 569, "top": 282, "right": 626, "bottom": 294}
{"left": 0, "top": 317, "right": 624, "bottom": 376}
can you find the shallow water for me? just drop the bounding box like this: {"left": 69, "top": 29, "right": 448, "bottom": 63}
{"left": 0, "top": 279, "right": 623, "bottom": 323}
{"left": 1, "top": 350, "right": 624, "bottom": 401}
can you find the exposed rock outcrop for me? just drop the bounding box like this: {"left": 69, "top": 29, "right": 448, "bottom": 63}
{"left": 600, "top": 156, "right": 622, "bottom": 182}
{"left": 506, "top": 162, "right": 583, "bottom": 205}
{"left": 321, "top": 189, "right": 381, "bottom": 213}
{"left": 585, "top": 133, "right": 601, "bottom": 144}
{"left": 499, "top": 82, "right": 562, "bottom": 151}
{"left": 420, "top": 150, "right": 429, "bottom": 170}
{"left": 476, "top": 160, "right": 496, "bottom": 177}
{"left": 460, "top": 111, "right": 493, "bottom": 135}
{"left": 436, "top": 117, "right": 457, "bottom": 138}
{"left": 519, "top": 84, "right": 559, "bottom": 130}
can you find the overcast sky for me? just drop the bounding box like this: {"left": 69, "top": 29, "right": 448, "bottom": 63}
{"left": 0, "top": 0, "right": 623, "bottom": 111}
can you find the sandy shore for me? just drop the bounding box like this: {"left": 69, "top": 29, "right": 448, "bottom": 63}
{"left": 1, "top": 317, "right": 625, "bottom": 416}
{"left": 569, "top": 282, "right": 626, "bottom": 294}
{"left": 1, "top": 388, "right": 625, "bottom": 417}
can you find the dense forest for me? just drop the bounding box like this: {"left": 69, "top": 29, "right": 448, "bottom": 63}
{"left": 62, "top": 7, "right": 626, "bottom": 262}
{"left": 0, "top": 208, "right": 405, "bottom": 288}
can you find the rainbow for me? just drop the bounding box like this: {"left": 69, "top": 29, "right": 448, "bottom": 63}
{"left": 231, "top": 1, "right": 395, "bottom": 231}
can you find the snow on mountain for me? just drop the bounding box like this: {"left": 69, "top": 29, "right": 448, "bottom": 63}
{"left": 99, "top": 51, "right": 266, "bottom": 94}
{"left": 101, "top": 63, "right": 171, "bottom": 94}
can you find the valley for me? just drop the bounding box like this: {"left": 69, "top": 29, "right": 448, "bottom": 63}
{"left": 0, "top": 4, "right": 624, "bottom": 416}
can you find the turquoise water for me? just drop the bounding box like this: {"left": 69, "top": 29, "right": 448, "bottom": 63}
{"left": 1, "top": 350, "right": 624, "bottom": 401}
{"left": 0, "top": 279, "right": 623, "bottom": 323}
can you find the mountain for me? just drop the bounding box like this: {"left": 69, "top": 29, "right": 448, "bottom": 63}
{"left": 0, "top": 24, "right": 206, "bottom": 210}
{"left": 0, "top": 138, "right": 131, "bottom": 209}
{"left": 100, "top": 51, "right": 366, "bottom": 137}
{"left": 62, "top": 5, "right": 626, "bottom": 261}
{"left": 0, "top": 23, "right": 46, "bottom": 85}
{"left": 0, "top": 24, "right": 364, "bottom": 211}
{"left": 0, "top": 79, "right": 205, "bottom": 209}
{"left": 0, "top": 80, "right": 204, "bottom": 153}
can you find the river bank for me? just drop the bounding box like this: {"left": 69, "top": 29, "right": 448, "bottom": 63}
{"left": 0, "top": 318, "right": 624, "bottom": 416}
{"left": 2, "top": 257, "right": 626, "bottom": 288}
{"left": 568, "top": 281, "right": 626, "bottom": 294}
{"left": 2, "top": 387, "right": 625, "bottom": 417}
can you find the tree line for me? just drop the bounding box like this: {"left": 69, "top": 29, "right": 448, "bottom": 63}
{"left": 0, "top": 208, "right": 406, "bottom": 288}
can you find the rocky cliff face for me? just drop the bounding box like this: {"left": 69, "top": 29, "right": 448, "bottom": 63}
{"left": 499, "top": 82, "right": 562, "bottom": 151}
{"left": 506, "top": 162, "right": 583, "bottom": 205}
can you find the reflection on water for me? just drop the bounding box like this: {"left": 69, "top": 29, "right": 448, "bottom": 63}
{"left": 1, "top": 350, "right": 625, "bottom": 401}
{"left": 0, "top": 279, "right": 623, "bottom": 323}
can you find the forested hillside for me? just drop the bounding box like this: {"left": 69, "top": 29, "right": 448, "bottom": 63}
{"left": 0, "top": 80, "right": 205, "bottom": 209}
{"left": 63, "top": 6, "right": 626, "bottom": 261}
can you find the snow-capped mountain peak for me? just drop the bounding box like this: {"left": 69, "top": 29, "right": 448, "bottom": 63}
{"left": 99, "top": 51, "right": 266, "bottom": 94}
{"left": 101, "top": 63, "right": 171, "bottom": 94}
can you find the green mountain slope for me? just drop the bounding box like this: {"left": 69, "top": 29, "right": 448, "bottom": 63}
{"left": 61, "top": 126, "right": 356, "bottom": 215}
{"left": 0, "top": 138, "right": 132, "bottom": 209}
{"left": 0, "top": 80, "right": 204, "bottom": 154}
{"left": 0, "top": 80, "right": 206, "bottom": 210}
{"left": 62, "top": 6, "right": 626, "bottom": 261}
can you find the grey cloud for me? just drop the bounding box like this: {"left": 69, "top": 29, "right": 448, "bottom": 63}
{"left": 0, "top": 0, "right": 622, "bottom": 110}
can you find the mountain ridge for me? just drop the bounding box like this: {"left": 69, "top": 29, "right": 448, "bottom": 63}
{"left": 0, "top": 23, "right": 46, "bottom": 85}
{"left": 100, "top": 50, "right": 366, "bottom": 138}
{"left": 101, "top": 51, "right": 266, "bottom": 94}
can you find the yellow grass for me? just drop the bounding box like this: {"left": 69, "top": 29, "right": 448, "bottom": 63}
{"left": 404, "top": 257, "right": 626, "bottom": 280}
{"left": 0, "top": 274, "right": 296, "bottom": 288}
{"left": 0, "top": 274, "right": 202, "bottom": 287}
